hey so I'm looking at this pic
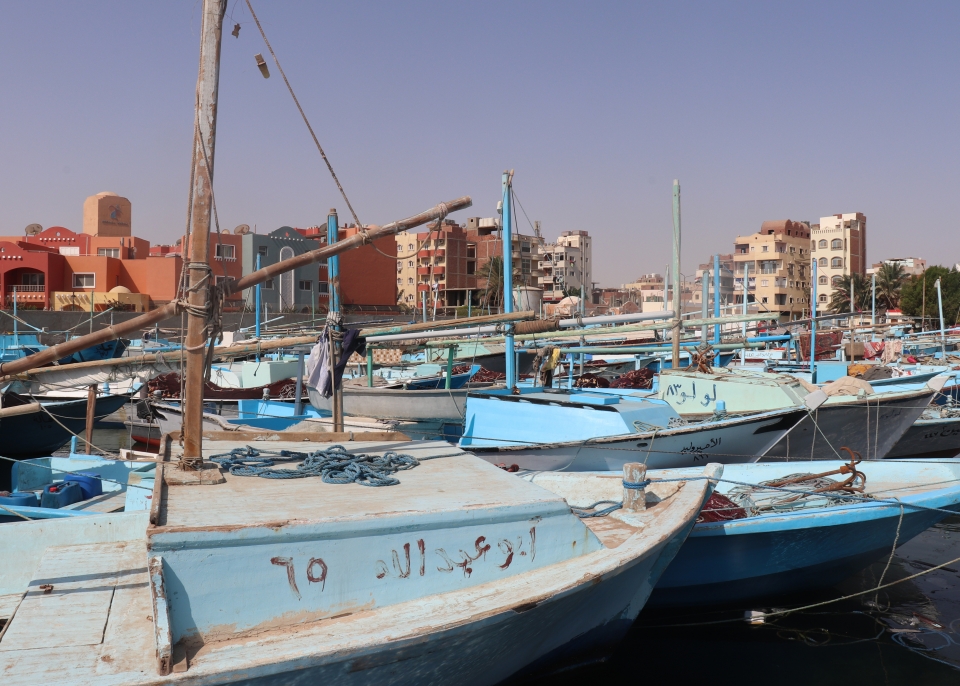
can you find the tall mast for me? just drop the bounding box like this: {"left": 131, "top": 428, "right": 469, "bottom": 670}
{"left": 182, "top": 0, "right": 227, "bottom": 464}
{"left": 671, "top": 180, "right": 681, "bottom": 368}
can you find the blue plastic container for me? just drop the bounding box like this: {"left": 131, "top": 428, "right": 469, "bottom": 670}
{"left": 72, "top": 472, "right": 103, "bottom": 500}
{"left": 40, "top": 482, "right": 83, "bottom": 509}
{"left": 0, "top": 492, "right": 39, "bottom": 507}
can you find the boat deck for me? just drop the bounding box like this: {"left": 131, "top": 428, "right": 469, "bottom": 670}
{"left": 155, "top": 439, "right": 567, "bottom": 530}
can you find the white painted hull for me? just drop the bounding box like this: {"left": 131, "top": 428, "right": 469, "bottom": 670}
{"left": 471, "top": 410, "right": 806, "bottom": 471}
{"left": 768, "top": 389, "right": 935, "bottom": 460}
{"left": 308, "top": 384, "right": 493, "bottom": 421}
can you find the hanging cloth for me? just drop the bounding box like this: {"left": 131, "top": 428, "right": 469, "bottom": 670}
{"left": 333, "top": 329, "right": 366, "bottom": 392}
{"left": 306, "top": 328, "right": 332, "bottom": 397}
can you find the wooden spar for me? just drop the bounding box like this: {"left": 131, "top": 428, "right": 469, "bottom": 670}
{"left": 419, "top": 313, "right": 774, "bottom": 347}
{"left": 183, "top": 0, "right": 226, "bottom": 462}
{"left": 363, "top": 310, "right": 534, "bottom": 337}
{"left": 0, "top": 197, "right": 473, "bottom": 380}
{"left": 227, "top": 197, "right": 472, "bottom": 294}
{"left": 85, "top": 384, "right": 97, "bottom": 453}
{"left": 0, "top": 309, "right": 525, "bottom": 382}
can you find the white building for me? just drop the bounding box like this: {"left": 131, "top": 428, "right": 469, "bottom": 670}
{"left": 810, "top": 212, "right": 866, "bottom": 312}
{"left": 538, "top": 230, "right": 592, "bottom": 303}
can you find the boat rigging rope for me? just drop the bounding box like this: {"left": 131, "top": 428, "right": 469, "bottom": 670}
{"left": 244, "top": 0, "right": 365, "bottom": 237}
{"left": 209, "top": 444, "right": 419, "bottom": 486}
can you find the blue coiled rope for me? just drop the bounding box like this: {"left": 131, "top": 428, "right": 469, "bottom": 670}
{"left": 209, "top": 445, "right": 419, "bottom": 487}
{"left": 570, "top": 479, "right": 651, "bottom": 518}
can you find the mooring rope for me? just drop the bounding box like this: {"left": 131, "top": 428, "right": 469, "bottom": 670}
{"left": 209, "top": 444, "right": 419, "bottom": 486}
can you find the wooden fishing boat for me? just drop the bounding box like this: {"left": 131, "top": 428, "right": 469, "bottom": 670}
{"left": 885, "top": 409, "right": 960, "bottom": 458}
{"left": 308, "top": 380, "right": 495, "bottom": 421}
{"left": 0, "top": 392, "right": 132, "bottom": 458}
{"left": 0, "top": 437, "right": 721, "bottom": 684}
{"left": 461, "top": 387, "right": 814, "bottom": 471}
{"left": 659, "top": 367, "right": 948, "bottom": 460}
{"left": 649, "top": 458, "right": 960, "bottom": 607}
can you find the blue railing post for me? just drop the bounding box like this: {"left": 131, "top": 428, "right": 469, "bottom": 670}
{"left": 713, "top": 254, "right": 721, "bottom": 343}
{"left": 811, "top": 258, "right": 818, "bottom": 384}
{"left": 328, "top": 209, "right": 340, "bottom": 315}
{"left": 502, "top": 171, "right": 516, "bottom": 388}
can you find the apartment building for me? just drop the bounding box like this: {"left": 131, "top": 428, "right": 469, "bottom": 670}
{"left": 465, "top": 217, "right": 544, "bottom": 291}
{"left": 620, "top": 273, "right": 696, "bottom": 313}
{"left": 538, "top": 231, "right": 592, "bottom": 303}
{"left": 395, "top": 220, "right": 477, "bottom": 310}
{"left": 693, "top": 255, "right": 736, "bottom": 310}
{"left": 733, "top": 220, "right": 812, "bottom": 318}
{"left": 810, "top": 212, "right": 866, "bottom": 312}
{"left": 868, "top": 256, "right": 925, "bottom": 277}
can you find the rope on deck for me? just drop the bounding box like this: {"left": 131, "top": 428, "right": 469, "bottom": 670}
{"left": 569, "top": 479, "right": 651, "bottom": 518}
{"left": 209, "top": 444, "right": 419, "bottom": 486}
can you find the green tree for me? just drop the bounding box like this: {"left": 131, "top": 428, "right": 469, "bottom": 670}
{"left": 829, "top": 273, "right": 871, "bottom": 313}
{"left": 875, "top": 262, "right": 907, "bottom": 310}
{"left": 476, "top": 257, "right": 522, "bottom": 309}
{"left": 901, "top": 266, "right": 960, "bottom": 327}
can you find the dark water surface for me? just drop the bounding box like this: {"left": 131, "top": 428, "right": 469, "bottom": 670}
{"left": 526, "top": 515, "right": 960, "bottom": 686}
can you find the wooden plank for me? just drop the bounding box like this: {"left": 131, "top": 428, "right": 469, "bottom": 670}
{"left": 64, "top": 491, "right": 128, "bottom": 514}
{"left": 0, "top": 542, "right": 123, "bottom": 651}
{"left": 0, "top": 593, "right": 22, "bottom": 622}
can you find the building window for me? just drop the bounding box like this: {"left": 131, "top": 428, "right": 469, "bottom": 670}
{"left": 21, "top": 273, "right": 44, "bottom": 287}
{"left": 258, "top": 246, "right": 269, "bottom": 257}
{"left": 73, "top": 273, "right": 95, "bottom": 289}
{"left": 397, "top": 245, "right": 403, "bottom": 253}
{"left": 762, "top": 245, "right": 768, "bottom": 253}
{"left": 467, "top": 246, "right": 476, "bottom": 258}
{"left": 832, "top": 275, "right": 842, "bottom": 286}
{"left": 215, "top": 244, "right": 235, "bottom": 259}
{"left": 97, "top": 247, "right": 120, "bottom": 258}
{"left": 408, "top": 260, "right": 414, "bottom": 268}
{"left": 408, "top": 277, "right": 414, "bottom": 285}
{"left": 819, "top": 240, "right": 827, "bottom": 249}
{"left": 761, "top": 297, "right": 768, "bottom": 304}
{"left": 831, "top": 257, "right": 843, "bottom": 268}
{"left": 408, "top": 243, "right": 414, "bottom": 251}
{"left": 264, "top": 278, "right": 274, "bottom": 289}
{"left": 819, "top": 294, "right": 827, "bottom": 303}
{"left": 831, "top": 239, "right": 843, "bottom": 250}
{"left": 318, "top": 282, "right": 329, "bottom": 294}
{"left": 397, "top": 277, "right": 402, "bottom": 285}
{"left": 819, "top": 275, "right": 827, "bottom": 285}
{"left": 819, "top": 257, "right": 827, "bottom": 267}
{"left": 299, "top": 280, "right": 313, "bottom": 291}
{"left": 761, "top": 279, "right": 769, "bottom": 287}
{"left": 467, "top": 261, "right": 475, "bottom": 275}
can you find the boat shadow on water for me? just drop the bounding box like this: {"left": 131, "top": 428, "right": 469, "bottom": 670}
{"left": 523, "top": 515, "right": 960, "bottom": 686}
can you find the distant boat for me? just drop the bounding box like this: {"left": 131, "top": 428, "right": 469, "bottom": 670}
{"left": 649, "top": 458, "right": 960, "bottom": 606}
{"left": 885, "top": 409, "right": 960, "bottom": 458}
{"left": 460, "top": 387, "right": 813, "bottom": 471}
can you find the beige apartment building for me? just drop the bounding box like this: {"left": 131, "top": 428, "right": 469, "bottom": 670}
{"left": 810, "top": 212, "right": 866, "bottom": 313}
{"left": 732, "top": 220, "right": 812, "bottom": 318}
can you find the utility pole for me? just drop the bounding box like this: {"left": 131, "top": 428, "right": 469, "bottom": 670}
{"left": 671, "top": 180, "right": 681, "bottom": 369}
{"left": 182, "top": 0, "right": 226, "bottom": 464}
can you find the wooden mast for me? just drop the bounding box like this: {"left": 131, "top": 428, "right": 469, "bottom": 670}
{"left": 182, "top": 0, "right": 227, "bottom": 464}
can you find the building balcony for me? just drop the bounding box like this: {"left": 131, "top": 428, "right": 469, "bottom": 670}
{"left": 416, "top": 266, "right": 445, "bottom": 276}
{"left": 417, "top": 249, "right": 445, "bottom": 258}
{"left": 6, "top": 284, "right": 45, "bottom": 292}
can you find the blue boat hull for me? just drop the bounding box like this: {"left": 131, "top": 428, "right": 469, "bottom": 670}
{"left": 649, "top": 460, "right": 960, "bottom": 607}
{"left": 649, "top": 508, "right": 951, "bottom": 607}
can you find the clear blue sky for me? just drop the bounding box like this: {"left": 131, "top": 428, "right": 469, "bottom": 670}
{"left": 1, "top": 1, "right": 957, "bottom": 286}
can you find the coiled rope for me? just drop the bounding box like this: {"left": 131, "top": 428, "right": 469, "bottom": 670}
{"left": 570, "top": 479, "right": 651, "bottom": 518}
{"left": 209, "top": 444, "right": 419, "bottom": 486}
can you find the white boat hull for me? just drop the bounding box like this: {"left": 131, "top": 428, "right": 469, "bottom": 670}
{"left": 308, "top": 384, "right": 491, "bottom": 421}
{"left": 470, "top": 409, "right": 805, "bottom": 471}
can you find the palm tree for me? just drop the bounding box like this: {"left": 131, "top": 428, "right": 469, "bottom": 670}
{"left": 829, "top": 273, "right": 871, "bottom": 313}
{"left": 476, "top": 257, "right": 522, "bottom": 309}
{"left": 875, "top": 262, "right": 907, "bottom": 310}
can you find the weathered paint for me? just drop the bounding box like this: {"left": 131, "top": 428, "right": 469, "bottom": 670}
{"left": 148, "top": 556, "right": 172, "bottom": 675}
